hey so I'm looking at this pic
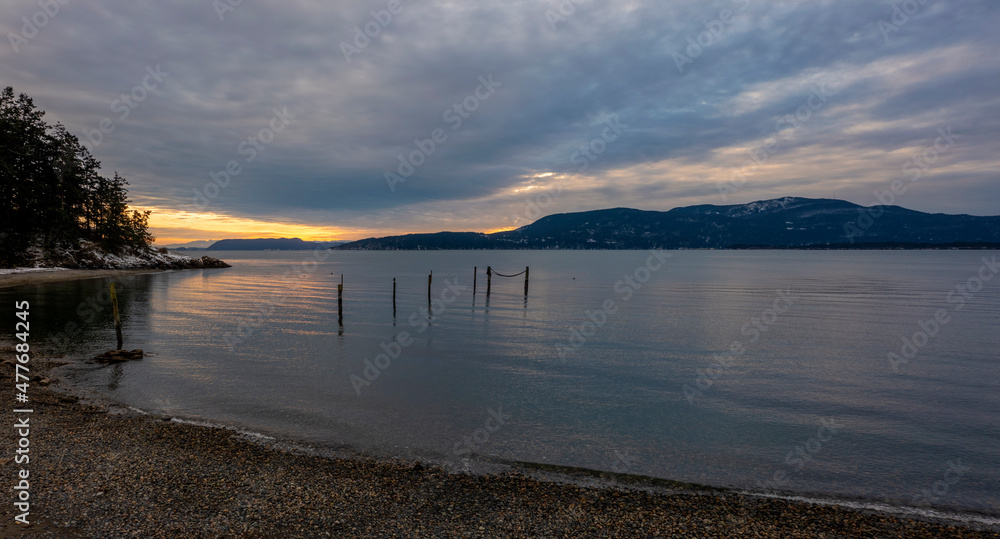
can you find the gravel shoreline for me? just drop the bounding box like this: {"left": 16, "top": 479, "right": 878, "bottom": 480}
{"left": 2, "top": 357, "right": 998, "bottom": 538}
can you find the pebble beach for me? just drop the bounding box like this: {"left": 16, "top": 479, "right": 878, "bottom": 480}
{"left": 0, "top": 355, "right": 997, "bottom": 538}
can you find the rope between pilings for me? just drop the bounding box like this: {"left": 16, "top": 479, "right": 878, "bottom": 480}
{"left": 487, "top": 267, "right": 526, "bottom": 278}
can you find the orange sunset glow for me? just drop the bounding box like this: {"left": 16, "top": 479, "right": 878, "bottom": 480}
{"left": 139, "top": 207, "right": 374, "bottom": 245}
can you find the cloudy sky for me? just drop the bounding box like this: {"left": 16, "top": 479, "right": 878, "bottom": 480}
{"left": 3, "top": 0, "right": 998, "bottom": 244}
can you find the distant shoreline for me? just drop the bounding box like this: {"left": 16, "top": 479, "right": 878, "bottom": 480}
{"left": 331, "top": 242, "right": 1000, "bottom": 251}
{"left": 329, "top": 244, "right": 1000, "bottom": 251}
{"left": 725, "top": 242, "right": 1000, "bottom": 250}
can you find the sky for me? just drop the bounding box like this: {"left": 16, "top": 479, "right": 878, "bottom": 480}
{"left": 3, "top": 0, "right": 999, "bottom": 245}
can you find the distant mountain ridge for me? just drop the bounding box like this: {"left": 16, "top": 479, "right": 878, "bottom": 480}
{"left": 209, "top": 238, "right": 347, "bottom": 250}
{"left": 159, "top": 240, "right": 216, "bottom": 250}
{"left": 332, "top": 197, "right": 1000, "bottom": 250}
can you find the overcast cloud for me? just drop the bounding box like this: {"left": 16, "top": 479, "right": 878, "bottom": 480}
{"left": 3, "top": 0, "right": 999, "bottom": 242}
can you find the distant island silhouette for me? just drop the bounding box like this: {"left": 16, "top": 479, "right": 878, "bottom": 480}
{"left": 331, "top": 197, "right": 1000, "bottom": 250}
{"left": 207, "top": 238, "right": 347, "bottom": 250}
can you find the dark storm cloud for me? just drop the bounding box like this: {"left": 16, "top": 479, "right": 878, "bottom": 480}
{"left": 2, "top": 0, "right": 999, "bottom": 234}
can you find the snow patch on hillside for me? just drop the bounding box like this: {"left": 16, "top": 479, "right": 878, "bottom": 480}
{"left": 727, "top": 197, "right": 800, "bottom": 217}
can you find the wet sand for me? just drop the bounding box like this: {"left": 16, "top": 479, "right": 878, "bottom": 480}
{"left": 1, "top": 356, "right": 997, "bottom": 538}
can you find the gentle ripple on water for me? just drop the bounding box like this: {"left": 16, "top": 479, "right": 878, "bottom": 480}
{"left": 4, "top": 249, "right": 998, "bottom": 516}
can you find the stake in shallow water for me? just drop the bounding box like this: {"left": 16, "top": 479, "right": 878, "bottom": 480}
{"left": 109, "top": 282, "right": 123, "bottom": 349}
{"left": 335, "top": 268, "right": 524, "bottom": 323}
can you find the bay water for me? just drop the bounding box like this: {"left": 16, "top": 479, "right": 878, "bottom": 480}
{"left": 6, "top": 250, "right": 999, "bottom": 518}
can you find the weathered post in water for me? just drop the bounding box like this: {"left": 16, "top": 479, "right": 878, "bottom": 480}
{"left": 428, "top": 271, "right": 432, "bottom": 304}
{"left": 524, "top": 266, "right": 529, "bottom": 297}
{"left": 486, "top": 266, "right": 492, "bottom": 296}
{"left": 473, "top": 266, "right": 477, "bottom": 294}
{"left": 338, "top": 274, "right": 344, "bottom": 325}
{"left": 393, "top": 277, "right": 397, "bottom": 314}
{"left": 109, "top": 282, "right": 123, "bottom": 349}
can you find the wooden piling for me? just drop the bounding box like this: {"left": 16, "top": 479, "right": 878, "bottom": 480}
{"left": 473, "top": 266, "right": 477, "bottom": 294}
{"left": 524, "top": 266, "right": 529, "bottom": 296}
{"left": 428, "top": 271, "right": 432, "bottom": 303}
{"left": 338, "top": 274, "right": 344, "bottom": 325}
{"left": 486, "top": 266, "right": 492, "bottom": 296}
{"left": 109, "top": 283, "right": 123, "bottom": 350}
{"left": 393, "top": 277, "right": 397, "bottom": 314}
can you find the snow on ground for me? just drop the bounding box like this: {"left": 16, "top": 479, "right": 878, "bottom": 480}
{"left": 5, "top": 239, "right": 199, "bottom": 271}
{"left": 0, "top": 267, "right": 71, "bottom": 275}
{"left": 80, "top": 244, "right": 194, "bottom": 269}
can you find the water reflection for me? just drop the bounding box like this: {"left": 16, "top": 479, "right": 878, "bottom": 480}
{"left": 1, "top": 272, "right": 159, "bottom": 358}
{"left": 3, "top": 251, "right": 998, "bottom": 515}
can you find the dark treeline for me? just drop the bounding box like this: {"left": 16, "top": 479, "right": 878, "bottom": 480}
{"left": 0, "top": 86, "right": 153, "bottom": 266}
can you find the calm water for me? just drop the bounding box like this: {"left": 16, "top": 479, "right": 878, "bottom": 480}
{"left": 6, "top": 250, "right": 999, "bottom": 516}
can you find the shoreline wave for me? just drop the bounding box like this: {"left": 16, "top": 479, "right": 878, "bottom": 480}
{"left": 96, "top": 392, "right": 1000, "bottom": 532}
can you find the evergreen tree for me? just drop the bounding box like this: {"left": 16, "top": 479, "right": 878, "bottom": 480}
{"left": 0, "top": 86, "right": 155, "bottom": 266}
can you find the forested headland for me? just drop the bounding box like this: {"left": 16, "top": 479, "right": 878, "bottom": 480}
{"left": 1, "top": 86, "right": 155, "bottom": 267}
